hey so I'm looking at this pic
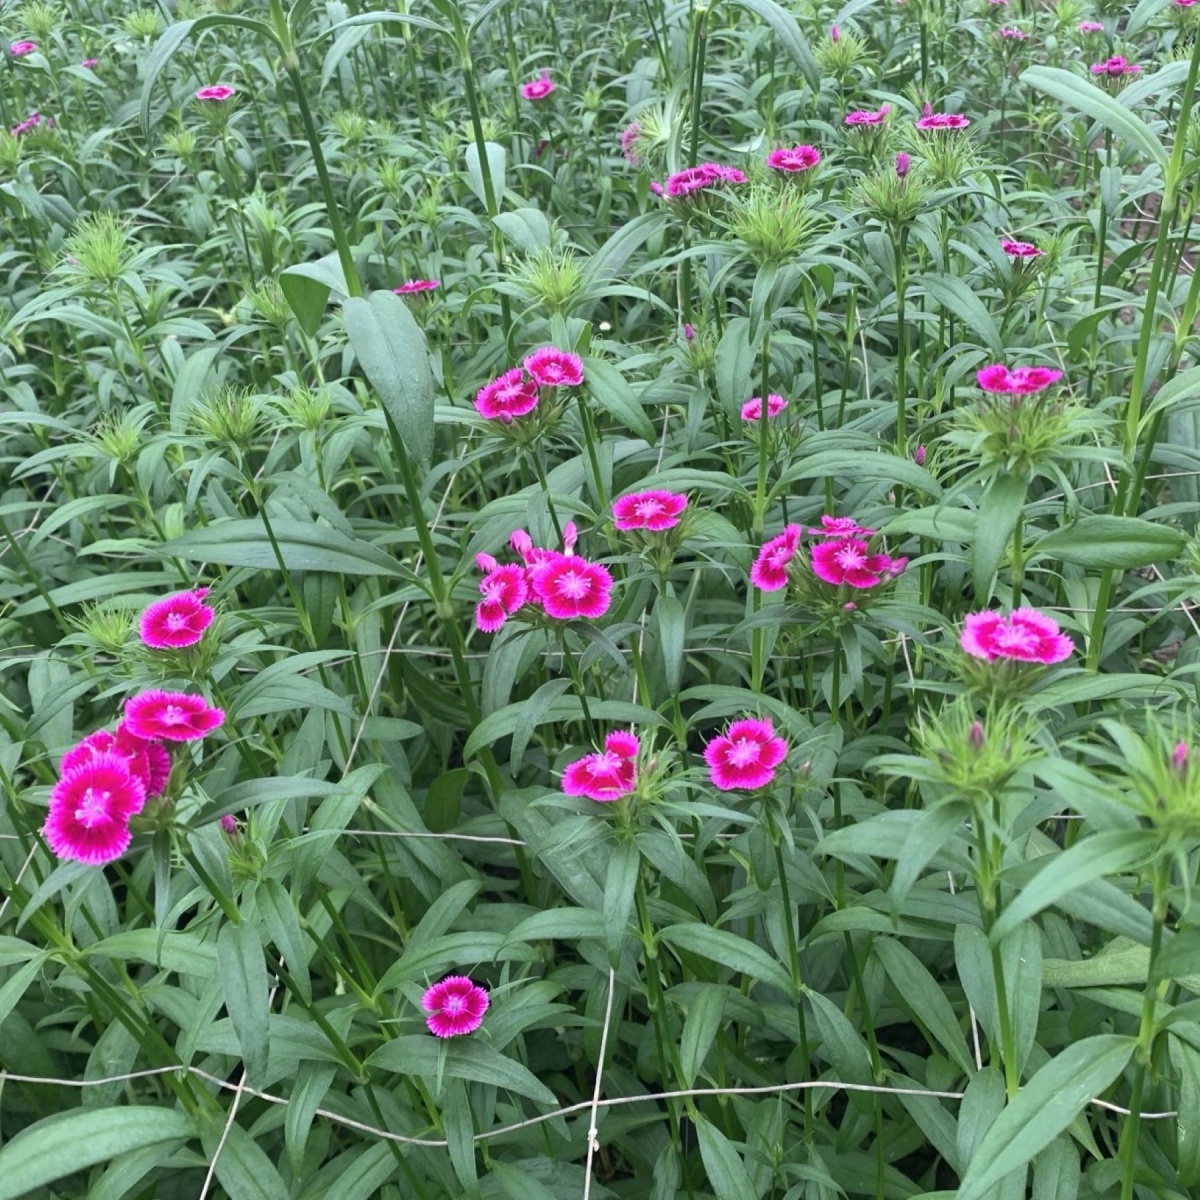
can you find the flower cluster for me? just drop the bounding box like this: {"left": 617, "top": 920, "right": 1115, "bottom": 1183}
{"left": 961, "top": 609, "right": 1073, "bottom": 664}
{"left": 751, "top": 517, "right": 907, "bottom": 595}
{"left": 1079, "top": 20, "right": 1105, "bottom": 31}
{"left": 1091, "top": 55, "right": 1141, "bottom": 77}
{"left": 10, "top": 41, "right": 37, "bottom": 56}
{"left": 998, "top": 27, "right": 1028, "bottom": 38}
{"left": 475, "top": 348, "right": 584, "bottom": 423}
{"left": 1001, "top": 239, "right": 1044, "bottom": 258}
{"left": 612, "top": 490, "right": 687, "bottom": 532}
{"left": 767, "top": 145, "right": 820, "bottom": 173}
{"left": 139, "top": 587, "right": 214, "bottom": 649}
{"left": 563, "top": 730, "right": 639, "bottom": 800}
{"left": 915, "top": 104, "right": 971, "bottom": 131}
{"left": 620, "top": 121, "right": 642, "bottom": 164}
{"left": 521, "top": 70, "right": 555, "bottom": 101}
{"left": 704, "top": 717, "right": 788, "bottom": 791}
{"left": 741, "top": 394, "right": 788, "bottom": 422}
{"left": 846, "top": 104, "right": 890, "bottom": 125}
{"left": 651, "top": 162, "right": 748, "bottom": 201}
{"left": 11, "top": 111, "right": 49, "bottom": 136}
{"left": 976, "top": 364, "right": 1062, "bottom": 394}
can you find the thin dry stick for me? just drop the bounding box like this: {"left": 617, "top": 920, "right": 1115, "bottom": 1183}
{"left": 583, "top": 968, "right": 617, "bottom": 1200}
{"left": 0, "top": 847, "right": 37, "bottom": 925}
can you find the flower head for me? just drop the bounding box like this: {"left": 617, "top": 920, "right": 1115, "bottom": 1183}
{"left": 81, "top": 57, "right": 99, "bottom": 68}
{"left": 43, "top": 753, "right": 147, "bottom": 865}
{"left": 814, "top": 515, "right": 876, "bottom": 539}
{"left": 422, "top": 976, "right": 489, "bottom": 1037}
{"left": 998, "top": 25, "right": 1029, "bottom": 37}
{"left": 620, "top": 121, "right": 642, "bottom": 164}
{"left": 195, "top": 84, "right": 236, "bottom": 101}
{"left": 10, "top": 41, "right": 37, "bottom": 56}
{"left": 475, "top": 368, "right": 539, "bottom": 422}
{"left": 895, "top": 151, "right": 911, "bottom": 177}
{"left": 658, "top": 162, "right": 748, "bottom": 200}
{"left": 521, "top": 70, "right": 555, "bottom": 101}
{"left": 704, "top": 717, "right": 788, "bottom": 791}
{"left": 811, "top": 538, "right": 906, "bottom": 589}
{"left": 11, "top": 111, "right": 44, "bottom": 136}
{"left": 220, "top": 814, "right": 239, "bottom": 836}
{"left": 767, "top": 144, "right": 821, "bottom": 173}
{"left": 612, "top": 490, "right": 688, "bottom": 532}
{"left": 62, "top": 725, "right": 171, "bottom": 798}
{"left": 530, "top": 555, "right": 613, "bottom": 620}
{"left": 1001, "top": 239, "right": 1044, "bottom": 258}
{"left": 123, "top": 691, "right": 225, "bottom": 742}
{"left": 916, "top": 105, "right": 971, "bottom": 130}
{"left": 139, "top": 587, "right": 214, "bottom": 649}
{"left": 976, "top": 364, "right": 1063, "bottom": 394}
{"left": 563, "top": 730, "right": 639, "bottom": 801}
{"left": 394, "top": 279, "right": 439, "bottom": 294}
{"left": 751, "top": 525, "right": 803, "bottom": 592}
{"left": 845, "top": 104, "right": 890, "bottom": 125}
{"left": 1079, "top": 20, "right": 1105, "bottom": 30}
{"left": 741, "top": 394, "right": 788, "bottom": 422}
{"left": 476, "top": 563, "right": 529, "bottom": 633}
{"left": 1091, "top": 55, "right": 1141, "bottom": 76}
{"left": 961, "top": 608, "right": 1073, "bottom": 664}
{"left": 524, "top": 347, "right": 584, "bottom": 387}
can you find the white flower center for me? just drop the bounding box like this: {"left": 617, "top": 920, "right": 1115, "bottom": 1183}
{"left": 726, "top": 738, "right": 760, "bottom": 768}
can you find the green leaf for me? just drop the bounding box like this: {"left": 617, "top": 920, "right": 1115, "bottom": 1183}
{"left": 1171, "top": 1035, "right": 1200, "bottom": 1185}
{"left": 464, "top": 140, "right": 508, "bottom": 209}
{"left": 725, "top": 0, "right": 820, "bottom": 91}
{"left": 0, "top": 955, "right": 47, "bottom": 1030}
{"left": 280, "top": 253, "right": 348, "bottom": 337}
{"left": 1033, "top": 515, "right": 1186, "bottom": 569}
{"left": 776, "top": 449, "right": 942, "bottom": 498}
{"left": 972, "top": 473, "right": 1027, "bottom": 600}
{"left": 86, "top": 929, "right": 216, "bottom": 977}
{"left": 583, "top": 357, "right": 656, "bottom": 443}
{"left": 254, "top": 879, "right": 311, "bottom": 1005}
{"left": 603, "top": 842, "right": 640, "bottom": 968}
{"left": 694, "top": 1115, "right": 758, "bottom": 1200}
{"left": 1020, "top": 66, "right": 1168, "bottom": 169}
{"left": 957, "top": 1036, "right": 1136, "bottom": 1200}
{"left": 162, "top": 517, "right": 410, "bottom": 577}
{"left": 201, "top": 1120, "right": 289, "bottom": 1200}
{"left": 493, "top": 208, "right": 551, "bottom": 251}
{"left": 913, "top": 273, "right": 1003, "bottom": 354}
{"left": 990, "top": 831, "right": 1157, "bottom": 943}
{"left": 715, "top": 317, "right": 756, "bottom": 415}
{"left": 808, "top": 988, "right": 874, "bottom": 1085}
{"left": 344, "top": 289, "right": 436, "bottom": 466}
{"left": 217, "top": 921, "right": 270, "bottom": 1088}
{"left": 659, "top": 923, "right": 795, "bottom": 995}
{"left": 680, "top": 985, "right": 727, "bottom": 1086}
{"left": 1032, "top": 1137, "right": 1081, "bottom": 1200}
{"left": 285, "top": 1064, "right": 336, "bottom": 1180}
{"left": 367, "top": 1035, "right": 557, "bottom": 1104}
{"left": 0, "top": 1107, "right": 194, "bottom": 1200}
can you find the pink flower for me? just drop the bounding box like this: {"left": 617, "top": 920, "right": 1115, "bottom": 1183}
{"left": 1001, "top": 239, "right": 1044, "bottom": 257}
{"left": 914, "top": 444, "right": 927, "bottom": 465}
{"left": 524, "top": 347, "right": 584, "bottom": 387}
{"left": 62, "top": 725, "right": 171, "bottom": 798}
{"left": 475, "top": 563, "right": 529, "bottom": 633}
{"left": 139, "top": 587, "right": 214, "bottom": 649}
{"left": 704, "top": 717, "right": 788, "bottom": 791}
{"left": 683, "top": 322, "right": 696, "bottom": 341}
{"left": 660, "top": 163, "right": 747, "bottom": 199}
{"left": 521, "top": 70, "right": 555, "bottom": 101}
{"left": 767, "top": 144, "right": 821, "bottom": 172}
{"left": 1091, "top": 55, "right": 1141, "bottom": 76}
{"left": 1175, "top": 0, "right": 1197, "bottom": 7}
{"left": 1174, "top": 742, "right": 1190, "bottom": 773}
{"left": 741, "top": 394, "right": 788, "bottom": 421}
{"left": 998, "top": 26, "right": 1028, "bottom": 37}
{"left": 612, "top": 490, "right": 688, "bottom": 532}
{"left": 124, "top": 691, "right": 225, "bottom": 742}
{"left": 43, "top": 753, "right": 147, "bottom": 865}
{"left": 621, "top": 121, "right": 642, "bottom": 164}
{"left": 475, "top": 368, "right": 539, "bottom": 422}
{"left": 845, "top": 104, "right": 890, "bottom": 125}
{"left": 10, "top": 41, "right": 37, "bottom": 56}
{"left": 195, "top": 84, "right": 236, "bottom": 101}
{"left": 916, "top": 105, "right": 971, "bottom": 130}
{"left": 562, "top": 730, "right": 640, "bottom": 801}
{"left": 976, "top": 364, "right": 1063, "bottom": 394}
{"left": 813, "top": 515, "right": 876, "bottom": 539}
{"left": 895, "top": 152, "right": 911, "bottom": 177}
{"left": 11, "top": 111, "right": 42, "bottom": 135}
{"left": 960, "top": 608, "right": 1074, "bottom": 664}
{"left": 1079, "top": 20, "right": 1105, "bottom": 31}
{"left": 811, "top": 538, "right": 906, "bottom": 588}
{"left": 422, "top": 976, "right": 489, "bottom": 1037}
{"left": 530, "top": 555, "right": 613, "bottom": 620}
{"left": 219, "top": 814, "right": 239, "bottom": 836}
{"left": 81, "top": 57, "right": 98, "bottom": 68}
{"left": 750, "top": 524, "right": 803, "bottom": 592}
{"left": 511, "top": 522, "right": 577, "bottom": 567}
{"left": 394, "top": 279, "right": 439, "bottom": 294}
{"left": 831, "top": 24, "right": 841, "bottom": 39}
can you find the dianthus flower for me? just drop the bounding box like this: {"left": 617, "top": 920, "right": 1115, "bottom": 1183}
{"left": 62, "top": 725, "right": 171, "bottom": 798}
{"left": 195, "top": 84, "right": 236, "bottom": 101}
{"left": 422, "top": 976, "right": 489, "bottom": 1037}
{"left": 1090, "top": 55, "right": 1141, "bottom": 76}
{"left": 767, "top": 144, "right": 821, "bottom": 172}
{"left": 562, "top": 730, "right": 639, "bottom": 801}
{"left": 976, "top": 364, "right": 1063, "bottom": 394}
{"left": 741, "top": 394, "right": 788, "bottom": 421}
{"left": 11, "top": 111, "right": 42, "bottom": 135}
{"left": 895, "top": 152, "right": 911, "bottom": 178}
{"left": 475, "top": 368, "right": 539, "bottom": 422}
{"left": 621, "top": 121, "right": 642, "bottom": 164}
{"left": 139, "top": 587, "right": 214, "bottom": 649}
{"left": 123, "top": 691, "right": 225, "bottom": 742}
{"left": 612, "top": 490, "right": 688, "bottom": 532}
{"left": 81, "top": 57, "right": 98, "bottom": 67}
{"left": 43, "top": 753, "right": 147, "bottom": 865}
{"left": 960, "top": 608, "right": 1073, "bottom": 664}
{"left": 1001, "top": 239, "right": 1044, "bottom": 257}
{"left": 10, "top": 41, "right": 37, "bottom": 56}
{"left": 521, "top": 70, "right": 555, "bottom": 100}
{"left": 659, "top": 162, "right": 748, "bottom": 199}
{"left": 394, "top": 279, "right": 439, "bottom": 294}
{"left": 511, "top": 521, "right": 577, "bottom": 569}
{"left": 813, "top": 515, "right": 876, "bottom": 538}
{"left": 474, "top": 554, "right": 529, "bottom": 633}
{"left": 529, "top": 555, "right": 613, "bottom": 620}
{"left": 524, "top": 347, "right": 584, "bottom": 387}
{"left": 998, "top": 26, "right": 1028, "bottom": 37}
{"left": 845, "top": 104, "right": 890, "bottom": 125}
{"left": 1079, "top": 20, "right": 1105, "bottom": 30}
{"left": 750, "top": 525, "right": 803, "bottom": 592}
{"left": 704, "top": 717, "right": 788, "bottom": 791}
{"left": 811, "top": 538, "right": 907, "bottom": 588}
{"left": 916, "top": 105, "right": 971, "bottom": 130}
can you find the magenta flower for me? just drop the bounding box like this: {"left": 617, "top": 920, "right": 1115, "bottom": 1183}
{"left": 219, "top": 814, "right": 239, "bottom": 835}
{"left": 1091, "top": 55, "right": 1141, "bottom": 76}
{"left": 521, "top": 70, "right": 555, "bottom": 101}
{"left": 139, "top": 587, "right": 214, "bottom": 649}
{"left": 813, "top": 515, "right": 876, "bottom": 539}
{"left": 831, "top": 24, "right": 841, "bottom": 39}
{"left": 998, "top": 26, "right": 1028, "bottom": 37}
{"left": 960, "top": 608, "right": 1073, "bottom": 664}
{"left": 562, "top": 730, "right": 640, "bottom": 801}
{"left": 62, "top": 725, "right": 171, "bottom": 799}
{"left": 195, "top": 84, "right": 236, "bottom": 101}
{"left": 612, "top": 490, "right": 688, "bottom": 532}
{"left": 767, "top": 144, "right": 821, "bottom": 172}
{"left": 683, "top": 322, "right": 696, "bottom": 341}
{"left": 620, "top": 121, "right": 642, "bottom": 164}
{"left": 915, "top": 105, "right": 971, "bottom": 130}
{"left": 751, "top": 525, "right": 803, "bottom": 592}
{"left": 524, "top": 347, "right": 584, "bottom": 387}
{"left": 43, "top": 753, "right": 147, "bottom": 865}
{"left": 1176, "top": 0, "right": 1197, "bottom": 7}
{"left": 475, "top": 561, "right": 529, "bottom": 633}
{"left": 530, "top": 555, "right": 613, "bottom": 620}
{"left": 811, "top": 538, "right": 906, "bottom": 589}
{"left": 81, "top": 57, "right": 99, "bottom": 68}
{"left": 704, "top": 717, "right": 788, "bottom": 791}
{"left": 1001, "top": 239, "right": 1044, "bottom": 258}
{"left": 394, "top": 279, "right": 439, "bottom": 294}
{"left": 422, "top": 976, "right": 489, "bottom": 1037}
{"left": 10, "top": 41, "right": 37, "bottom": 56}
{"left": 475, "top": 368, "right": 539, "bottom": 423}
{"left": 741, "top": 394, "right": 788, "bottom": 422}
{"left": 976, "top": 364, "right": 1063, "bottom": 395}
{"left": 124, "top": 691, "right": 225, "bottom": 742}
{"left": 895, "top": 152, "right": 911, "bottom": 178}
{"left": 11, "top": 111, "right": 43, "bottom": 136}
{"left": 1174, "top": 742, "right": 1190, "bottom": 773}
{"left": 1079, "top": 20, "right": 1105, "bottom": 31}
{"left": 914, "top": 444, "right": 927, "bottom": 466}
{"left": 845, "top": 104, "right": 890, "bottom": 126}
{"left": 512, "top": 522, "right": 577, "bottom": 567}
{"left": 659, "top": 162, "right": 748, "bottom": 199}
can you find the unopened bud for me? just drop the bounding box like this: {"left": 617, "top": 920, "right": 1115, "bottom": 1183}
{"left": 969, "top": 720, "right": 984, "bottom": 749}
{"left": 220, "top": 814, "right": 239, "bottom": 836}
{"left": 895, "top": 152, "right": 911, "bottom": 178}
{"left": 914, "top": 444, "right": 926, "bottom": 465}
{"left": 683, "top": 322, "right": 696, "bottom": 341}
{"left": 1173, "top": 741, "right": 1189, "bottom": 774}
{"left": 830, "top": 23, "right": 840, "bottom": 39}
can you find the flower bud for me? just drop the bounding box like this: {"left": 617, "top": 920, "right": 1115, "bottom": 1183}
{"left": 895, "top": 152, "right": 911, "bottom": 178}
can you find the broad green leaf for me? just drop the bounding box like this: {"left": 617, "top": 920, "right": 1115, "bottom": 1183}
{"left": 254, "top": 879, "right": 311, "bottom": 1004}
{"left": 776, "top": 449, "right": 942, "bottom": 497}
{"left": 285, "top": 1064, "right": 337, "bottom": 1180}
{"left": 377, "top": 931, "right": 540, "bottom": 991}
{"left": 344, "top": 289, "right": 436, "bottom": 466}
{"left": 957, "top": 1036, "right": 1136, "bottom": 1200}
{"left": 86, "top": 929, "right": 216, "bottom": 977}
{"left": 0, "top": 955, "right": 47, "bottom": 1030}
{"left": 280, "top": 253, "right": 348, "bottom": 337}
{"left": 654, "top": 592, "right": 686, "bottom": 695}
{"left": 201, "top": 1120, "right": 289, "bottom": 1200}
{"left": 1170, "top": 1035, "right": 1200, "bottom": 1185}
{"left": 913, "top": 273, "right": 1003, "bottom": 354}
{"left": 957, "top": 1068, "right": 1006, "bottom": 1171}
{"left": 0, "top": 1107, "right": 194, "bottom": 1200}
{"left": 603, "top": 841, "right": 640, "bottom": 968}
{"left": 659, "top": 923, "right": 795, "bottom": 995}
{"left": 971, "top": 472, "right": 1027, "bottom": 599}
{"left": 464, "top": 140, "right": 507, "bottom": 211}
{"left": 493, "top": 208, "right": 552, "bottom": 251}
{"left": 583, "top": 356, "right": 656, "bottom": 443}
{"left": 1032, "top": 1137, "right": 1081, "bottom": 1200}
{"left": 808, "top": 988, "right": 874, "bottom": 1085}
{"left": 681, "top": 985, "right": 727, "bottom": 1086}
{"left": 367, "top": 1035, "right": 557, "bottom": 1104}
{"left": 694, "top": 1115, "right": 758, "bottom": 1200}
{"left": 726, "top": 0, "right": 820, "bottom": 91}
{"left": 715, "top": 317, "right": 755, "bottom": 415}
{"left": 217, "top": 921, "right": 270, "bottom": 1088}
{"left": 1033, "top": 515, "right": 1186, "bottom": 569}
{"left": 1021, "top": 67, "right": 1168, "bottom": 169}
